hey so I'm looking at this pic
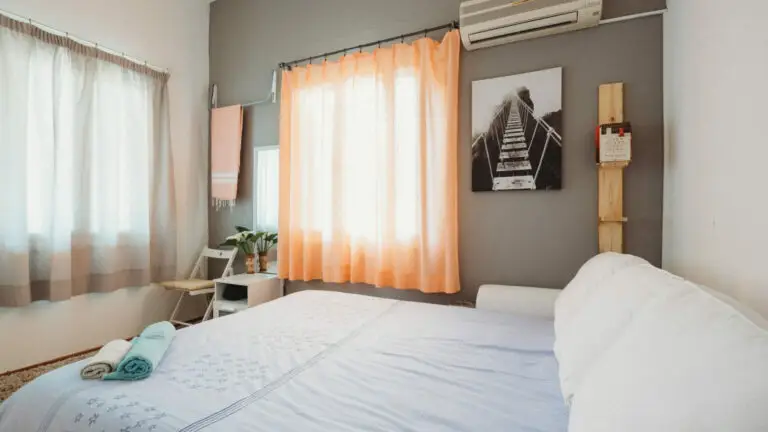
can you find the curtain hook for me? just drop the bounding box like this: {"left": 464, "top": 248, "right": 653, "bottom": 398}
{"left": 424, "top": 29, "right": 428, "bottom": 38}
{"left": 358, "top": 45, "right": 363, "bottom": 54}
{"left": 309, "top": 57, "right": 313, "bottom": 65}
{"left": 401, "top": 35, "right": 405, "bottom": 44}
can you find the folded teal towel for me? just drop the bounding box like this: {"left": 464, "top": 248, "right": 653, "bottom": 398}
{"left": 104, "top": 321, "right": 175, "bottom": 381}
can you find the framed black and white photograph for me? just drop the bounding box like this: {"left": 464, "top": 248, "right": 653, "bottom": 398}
{"left": 471, "top": 67, "right": 563, "bottom": 192}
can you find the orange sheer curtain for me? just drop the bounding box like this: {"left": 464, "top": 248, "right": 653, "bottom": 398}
{"left": 278, "top": 30, "right": 460, "bottom": 294}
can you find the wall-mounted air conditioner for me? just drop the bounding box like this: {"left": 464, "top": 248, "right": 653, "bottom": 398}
{"left": 460, "top": 0, "right": 603, "bottom": 50}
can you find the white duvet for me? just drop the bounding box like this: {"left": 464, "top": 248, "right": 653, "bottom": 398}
{"left": 0, "top": 291, "right": 567, "bottom": 432}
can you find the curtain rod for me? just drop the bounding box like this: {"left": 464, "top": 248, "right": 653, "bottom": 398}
{"left": 278, "top": 20, "right": 459, "bottom": 70}
{"left": 0, "top": 7, "right": 169, "bottom": 74}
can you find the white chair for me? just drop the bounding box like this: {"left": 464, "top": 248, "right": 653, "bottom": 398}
{"left": 160, "top": 247, "right": 237, "bottom": 327}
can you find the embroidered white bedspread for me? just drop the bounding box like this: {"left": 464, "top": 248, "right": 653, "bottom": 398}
{"left": 0, "top": 291, "right": 568, "bottom": 431}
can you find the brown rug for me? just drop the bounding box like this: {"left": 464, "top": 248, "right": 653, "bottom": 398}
{"left": 0, "top": 350, "right": 97, "bottom": 402}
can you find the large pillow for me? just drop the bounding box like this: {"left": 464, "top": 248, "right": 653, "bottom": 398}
{"left": 568, "top": 276, "right": 768, "bottom": 432}
{"left": 555, "top": 253, "right": 648, "bottom": 337}
{"left": 554, "top": 253, "right": 649, "bottom": 403}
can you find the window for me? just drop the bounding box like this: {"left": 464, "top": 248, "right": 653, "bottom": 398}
{"left": 253, "top": 146, "right": 279, "bottom": 232}
{"left": 0, "top": 16, "right": 176, "bottom": 306}
{"left": 293, "top": 73, "right": 421, "bottom": 242}
{"left": 12, "top": 50, "right": 153, "bottom": 239}
{"left": 277, "top": 30, "right": 461, "bottom": 294}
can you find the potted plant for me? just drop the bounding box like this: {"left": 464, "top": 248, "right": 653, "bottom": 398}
{"left": 221, "top": 226, "right": 278, "bottom": 274}
{"left": 221, "top": 226, "right": 258, "bottom": 274}
{"left": 253, "top": 231, "right": 278, "bottom": 273}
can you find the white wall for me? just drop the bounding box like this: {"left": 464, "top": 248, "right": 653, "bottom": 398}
{"left": 0, "top": 0, "right": 210, "bottom": 373}
{"left": 663, "top": 0, "right": 768, "bottom": 316}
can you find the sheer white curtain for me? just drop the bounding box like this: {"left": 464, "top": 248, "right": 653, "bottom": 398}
{"left": 0, "top": 18, "right": 177, "bottom": 307}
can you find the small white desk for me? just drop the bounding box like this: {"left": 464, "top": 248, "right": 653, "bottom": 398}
{"left": 213, "top": 273, "right": 282, "bottom": 318}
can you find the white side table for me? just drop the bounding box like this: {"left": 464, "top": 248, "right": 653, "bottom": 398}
{"left": 213, "top": 273, "right": 282, "bottom": 318}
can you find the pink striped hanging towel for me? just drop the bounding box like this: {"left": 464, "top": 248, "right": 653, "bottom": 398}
{"left": 211, "top": 105, "right": 244, "bottom": 210}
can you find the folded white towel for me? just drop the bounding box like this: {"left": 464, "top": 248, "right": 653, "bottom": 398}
{"left": 80, "top": 340, "right": 132, "bottom": 380}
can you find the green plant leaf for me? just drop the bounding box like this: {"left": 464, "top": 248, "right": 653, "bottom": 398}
{"left": 236, "top": 225, "right": 252, "bottom": 233}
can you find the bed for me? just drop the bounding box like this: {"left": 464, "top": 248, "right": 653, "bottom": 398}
{"left": 0, "top": 290, "right": 568, "bottom": 431}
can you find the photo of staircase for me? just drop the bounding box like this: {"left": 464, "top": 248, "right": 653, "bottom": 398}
{"left": 471, "top": 67, "right": 563, "bottom": 192}
{"left": 497, "top": 103, "right": 535, "bottom": 190}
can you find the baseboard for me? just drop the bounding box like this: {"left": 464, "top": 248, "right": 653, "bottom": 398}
{"left": 0, "top": 344, "right": 112, "bottom": 378}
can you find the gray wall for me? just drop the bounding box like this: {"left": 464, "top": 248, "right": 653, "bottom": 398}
{"left": 209, "top": 0, "right": 665, "bottom": 304}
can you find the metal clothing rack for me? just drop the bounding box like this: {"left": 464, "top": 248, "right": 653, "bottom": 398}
{"left": 211, "top": 69, "right": 278, "bottom": 109}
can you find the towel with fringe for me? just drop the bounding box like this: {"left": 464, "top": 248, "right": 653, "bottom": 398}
{"left": 211, "top": 105, "right": 244, "bottom": 210}
{"left": 80, "top": 339, "right": 132, "bottom": 380}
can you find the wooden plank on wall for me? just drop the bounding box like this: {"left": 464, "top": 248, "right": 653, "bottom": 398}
{"left": 598, "top": 83, "right": 626, "bottom": 253}
{"left": 598, "top": 167, "right": 624, "bottom": 221}
{"left": 599, "top": 83, "right": 624, "bottom": 124}
{"left": 598, "top": 222, "right": 624, "bottom": 253}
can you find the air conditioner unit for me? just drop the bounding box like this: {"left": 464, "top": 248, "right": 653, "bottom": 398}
{"left": 460, "top": 0, "right": 603, "bottom": 50}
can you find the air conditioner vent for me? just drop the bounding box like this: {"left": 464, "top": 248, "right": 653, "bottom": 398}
{"left": 460, "top": 0, "right": 602, "bottom": 50}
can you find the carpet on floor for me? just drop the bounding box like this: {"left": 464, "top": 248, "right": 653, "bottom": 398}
{"left": 0, "top": 350, "right": 97, "bottom": 402}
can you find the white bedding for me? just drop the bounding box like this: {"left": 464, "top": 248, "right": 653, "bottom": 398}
{"left": 0, "top": 291, "right": 568, "bottom": 431}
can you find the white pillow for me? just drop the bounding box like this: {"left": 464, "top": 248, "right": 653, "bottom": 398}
{"left": 554, "top": 253, "right": 649, "bottom": 403}
{"left": 555, "top": 253, "right": 648, "bottom": 337}
{"left": 568, "top": 275, "right": 768, "bottom": 432}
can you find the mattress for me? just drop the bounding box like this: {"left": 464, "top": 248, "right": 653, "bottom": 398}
{"left": 0, "top": 291, "right": 568, "bottom": 431}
